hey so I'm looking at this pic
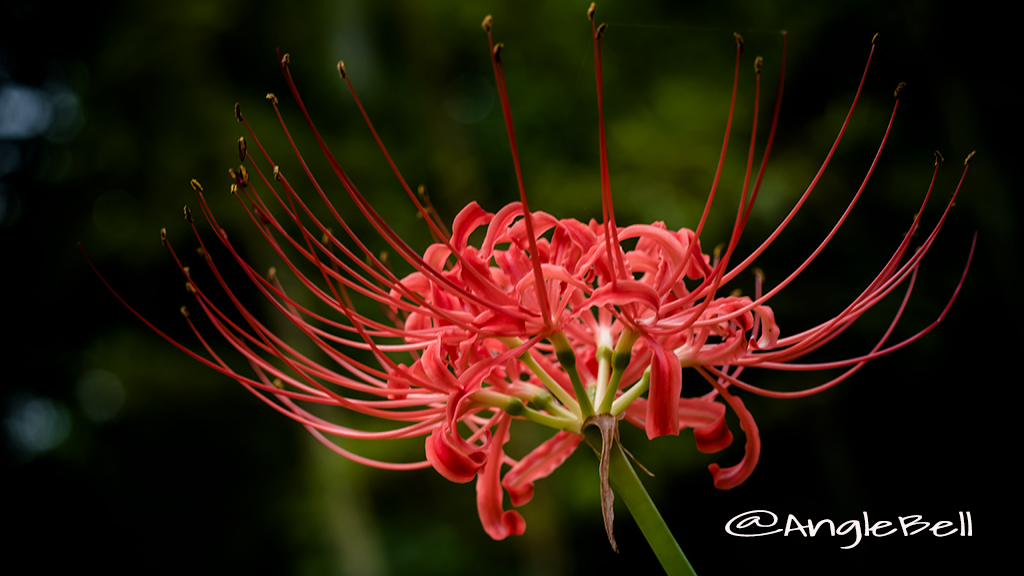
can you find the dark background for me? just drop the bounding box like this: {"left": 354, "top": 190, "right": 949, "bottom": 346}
{"left": 1, "top": 0, "right": 1013, "bottom": 574}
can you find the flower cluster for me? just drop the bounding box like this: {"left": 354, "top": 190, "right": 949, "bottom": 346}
{"left": 94, "top": 7, "right": 972, "bottom": 543}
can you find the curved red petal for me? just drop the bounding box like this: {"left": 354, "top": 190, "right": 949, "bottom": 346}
{"left": 424, "top": 423, "right": 486, "bottom": 484}
{"left": 476, "top": 414, "right": 526, "bottom": 539}
{"left": 644, "top": 338, "right": 683, "bottom": 439}
{"left": 502, "top": 430, "right": 583, "bottom": 507}
{"left": 451, "top": 202, "right": 491, "bottom": 250}
{"left": 693, "top": 411, "right": 734, "bottom": 454}
{"left": 708, "top": 392, "right": 760, "bottom": 489}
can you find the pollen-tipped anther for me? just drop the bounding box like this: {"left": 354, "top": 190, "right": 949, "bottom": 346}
{"left": 180, "top": 305, "right": 190, "bottom": 318}
{"left": 238, "top": 137, "right": 247, "bottom": 161}
{"left": 267, "top": 266, "right": 276, "bottom": 280}
{"left": 281, "top": 52, "right": 291, "bottom": 66}
{"left": 587, "top": 3, "right": 597, "bottom": 21}
{"left": 894, "top": 81, "right": 907, "bottom": 98}
{"left": 183, "top": 205, "right": 193, "bottom": 222}
{"left": 964, "top": 150, "right": 976, "bottom": 165}
{"left": 871, "top": 33, "right": 880, "bottom": 45}
{"left": 934, "top": 150, "right": 945, "bottom": 166}
{"left": 337, "top": 61, "right": 347, "bottom": 79}
{"left": 230, "top": 183, "right": 239, "bottom": 195}
{"left": 233, "top": 102, "right": 242, "bottom": 122}
{"left": 266, "top": 93, "right": 279, "bottom": 105}
{"left": 159, "top": 227, "right": 167, "bottom": 243}
{"left": 754, "top": 56, "right": 763, "bottom": 74}
{"left": 190, "top": 179, "right": 203, "bottom": 192}
{"left": 185, "top": 282, "right": 197, "bottom": 294}
{"left": 734, "top": 32, "right": 744, "bottom": 52}
{"left": 272, "top": 378, "right": 285, "bottom": 390}
{"left": 228, "top": 165, "right": 249, "bottom": 187}
{"left": 493, "top": 43, "right": 503, "bottom": 61}
{"left": 273, "top": 165, "right": 281, "bottom": 181}
{"left": 481, "top": 14, "right": 492, "bottom": 32}
{"left": 596, "top": 22, "right": 608, "bottom": 41}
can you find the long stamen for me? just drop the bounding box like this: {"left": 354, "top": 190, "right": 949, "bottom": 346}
{"left": 691, "top": 72, "right": 898, "bottom": 329}
{"left": 646, "top": 33, "right": 746, "bottom": 334}
{"left": 274, "top": 56, "right": 534, "bottom": 324}
{"left": 718, "top": 34, "right": 876, "bottom": 289}
{"left": 659, "top": 31, "right": 788, "bottom": 302}
{"left": 659, "top": 32, "right": 745, "bottom": 314}
{"left": 237, "top": 147, "right": 476, "bottom": 333}
{"left": 335, "top": 60, "right": 452, "bottom": 242}
{"left": 589, "top": 4, "right": 626, "bottom": 283}
{"left": 484, "top": 16, "right": 555, "bottom": 332}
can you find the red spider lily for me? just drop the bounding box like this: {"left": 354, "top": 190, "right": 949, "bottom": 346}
{"left": 88, "top": 8, "right": 974, "bottom": 545}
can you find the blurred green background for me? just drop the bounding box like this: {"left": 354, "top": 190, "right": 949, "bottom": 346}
{"left": 1, "top": 0, "right": 1013, "bottom": 574}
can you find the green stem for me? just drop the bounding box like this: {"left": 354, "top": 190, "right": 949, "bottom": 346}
{"left": 585, "top": 428, "right": 697, "bottom": 576}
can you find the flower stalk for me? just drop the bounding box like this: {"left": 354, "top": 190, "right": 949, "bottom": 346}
{"left": 584, "top": 426, "right": 696, "bottom": 576}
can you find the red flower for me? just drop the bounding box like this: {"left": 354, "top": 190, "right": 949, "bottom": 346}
{"left": 91, "top": 9, "right": 973, "bottom": 542}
